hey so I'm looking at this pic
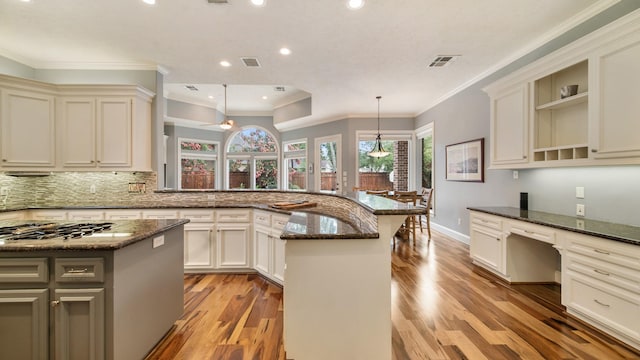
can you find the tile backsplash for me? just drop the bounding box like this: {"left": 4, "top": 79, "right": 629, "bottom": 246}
{"left": 0, "top": 172, "right": 156, "bottom": 206}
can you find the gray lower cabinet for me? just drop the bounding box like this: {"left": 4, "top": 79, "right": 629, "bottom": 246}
{"left": 0, "top": 288, "right": 48, "bottom": 360}
{"left": 53, "top": 288, "right": 105, "bottom": 360}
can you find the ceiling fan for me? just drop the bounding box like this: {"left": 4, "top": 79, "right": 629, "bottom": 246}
{"left": 201, "top": 84, "right": 240, "bottom": 131}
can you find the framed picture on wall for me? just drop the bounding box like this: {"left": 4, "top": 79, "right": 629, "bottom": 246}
{"left": 445, "top": 138, "right": 484, "bottom": 182}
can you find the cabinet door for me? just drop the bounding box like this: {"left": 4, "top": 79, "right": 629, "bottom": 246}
{"left": 0, "top": 289, "right": 48, "bottom": 360}
{"left": 273, "top": 237, "right": 286, "bottom": 284}
{"left": 53, "top": 288, "right": 105, "bottom": 360}
{"left": 58, "top": 97, "right": 97, "bottom": 168}
{"left": 489, "top": 84, "right": 529, "bottom": 167}
{"left": 1, "top": 89, "right": 55, "bottom": 167}
{"left": 590, "top": 35, "right": 640, "bottom": 159}
{"left": 183, "top": 223, "right": 215, "bottom": 270}
{"left": 96, "top": 98, "right": 131, "bottom": 167}
{"left": 470, "top": 225, "right": 504, "bottom": 274}
{"left": 217, "top": 223, "right": 251, "bottom": 269}
{"left": 253, "top": 225, "right": 271, "bottom": 275}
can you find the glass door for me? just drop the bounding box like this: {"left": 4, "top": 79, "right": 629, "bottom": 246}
{"left": 315, "top": 134, "right": 342, "bottom": 194}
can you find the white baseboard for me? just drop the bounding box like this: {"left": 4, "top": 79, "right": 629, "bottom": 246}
{"left": 431, "top": 222, "right": 470, "bottom": 245}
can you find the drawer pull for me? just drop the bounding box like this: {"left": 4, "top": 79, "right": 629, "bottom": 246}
{"left": 496, "top": 237, "right": 501, "bottom": 241}
{"left": 67, "top": 268, "right": 89, "bottom": 274}
{"left": 276, "top": 221, "right": 286, "bottom": 226}
{"left": 594, "top": 249, "right": 610, "bottom": 255}
{"left": 524, "top": 230, "right": 534, "bottom": 234}
{"left": 593, "top": 299, "right": 610, "bottom": 307}
{"left": 594, "top": 269, "right": 610, "bottom": 276}
{"left": 51, "top": 300, "right": 60, "bottom": 307}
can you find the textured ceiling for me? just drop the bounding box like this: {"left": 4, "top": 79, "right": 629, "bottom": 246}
{"left": 0, "top": 0, "right": 609, "bottom": 127}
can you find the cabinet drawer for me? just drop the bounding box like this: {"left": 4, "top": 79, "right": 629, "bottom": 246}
{"left": 254, "top": 211, "right": 271, "bottom": 227}
{"left": 564, "top": 233, "right": 640, "bottom": 271}
{"left": 567, "top": 253, "right": 640, "bottom": 294}
{"left": 566, "top": 272, "right": 640, "bottom": 339}
{"left": 142, "top": 210, "right": 179, "bottom": 219}
{"left": 217, "top": 210, "right": 251, "bottom": 223}
{"left": 67, "top": 210, "right": 105, "bottom": 221}
{"left": 470, "top": 212, "right": 502, "bottom": 231}
{"left": 272, "top": 215, "right": 290, "bottom": 232}
{"left": 508, "top": 220, "right": 555, "bottom": 244}
{"left": 105, "top": 210, "right": 142, "bottom": 220}
{"left": 55, "top": 258, "right": 104, "bottom": 283}
{"left": 181, "top": 210, "right": 215, "bottom": 222}
{"left": 0, "top": 258, "right": 48, "bottom": 283}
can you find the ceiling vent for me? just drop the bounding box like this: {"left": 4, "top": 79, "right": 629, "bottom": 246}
{"left": 207, "top": 0, "right": 228, "bottom": 3}
{"left": 428, "top": 55, "right": 460, "bottom": 68}
{"left": 241, "top": 57, "right": 261, "bottom": 67}
{"left": 274, "top": 86, "right": 286, "bottom": 92}
{"left": 185, "top": 85, "right": 199, "bottom": 91}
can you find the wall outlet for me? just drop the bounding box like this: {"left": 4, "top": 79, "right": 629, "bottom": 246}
{"left": 457, "top": 218, "right": 461, "bottom": 225}
{"left": 576, "top": 219, "right": 585, "bottom": 230}
{"left": 576, "top": 204, "right": 585, "bottom": 217}
{"left": 90, "top": 184, "right": 96, "bottom": 194}
{"left": 576, "top": 186, "right": 585, "bottom": 199}
{"left": 0, "top": 187, "right": 8, "bottom": 196}
{"left": 513, "top": 170, "right": 519, "bottom": 179}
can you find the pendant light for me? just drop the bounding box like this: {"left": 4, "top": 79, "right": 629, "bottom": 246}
{"left": 368, "top": 96, "right": 390, "bottom": 158}
{"left": 219, "top": 84, "right": 234, "bottom": 130}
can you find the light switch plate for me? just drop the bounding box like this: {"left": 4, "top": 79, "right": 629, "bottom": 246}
{"left": 576, "top": 204, "right": 585, "bottom": 217}
{"left": 576, "top": 186, "right": 585, "bottom": 199}
{"left": 152, "top": 235, "right": 165, "bottom": 248}
{"left": 513, "top": 171, "right": 519, "bottom": 179}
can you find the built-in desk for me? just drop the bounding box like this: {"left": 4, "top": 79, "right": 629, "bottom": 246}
{"left": 468, "top": 207, "right": 640, "bottom": 351}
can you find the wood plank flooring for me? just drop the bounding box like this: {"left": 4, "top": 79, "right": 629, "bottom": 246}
{"left": 145, "top": 231, "right": 640, "bottom": 360}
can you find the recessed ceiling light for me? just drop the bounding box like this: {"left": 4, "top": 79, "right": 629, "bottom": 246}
{"left": 250, "top": 0, "right": 265, "bottom": 6}
{"left": 208, "top": 95, "right": 214, "bottom": 99}
{"left": 262, "top": 96, "right": 268, "bottom": 100}
{"left": 347, "top": 0, "right": 364, "bottom": 10}
{"left": 279, "top": 48, "right": 291, "bottom": 56}
{"left": 20, "top": 0, "right": 32, "bottom": 2}
{"left": 142, "top": 0, "right": 156, "bottom": 4}
{"left": 220, "top": 60, "right": 231, "bottom": 67}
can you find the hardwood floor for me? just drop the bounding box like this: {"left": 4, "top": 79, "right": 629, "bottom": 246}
{"left": 145, "top": 231, "right": 640, "bottom": 360}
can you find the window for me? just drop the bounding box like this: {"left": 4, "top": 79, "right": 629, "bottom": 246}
{"left": 178, "top": 139, "right": 219, "bottom": 190}
{"left": 226, "top": 127, "right": 279, "bottom": 189}
{"left": 283, "top": 139, "right": 307, "bottom": 191}
{"left": 355, "top": 131, "right": 414, "bottom": 191}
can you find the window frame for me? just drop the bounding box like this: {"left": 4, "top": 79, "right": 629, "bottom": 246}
{"left": 282, "top": 138, "right": 308, "bottom": 191}
{"left": 224, "top": 126, "right": 280, "bottom": 190}
{"left": 177, "top": 137, "right": 220, "bottom": 190}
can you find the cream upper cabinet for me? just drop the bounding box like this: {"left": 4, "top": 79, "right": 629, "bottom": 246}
{"left": 483, "top": 11, "right": 640, "bottom": 169}
{"left": 57, "top": 88, "right": 153, "bottom": 171}
{"left": 0, "top": 74, "right": 154, "bottom": 172}
{"left": 487, "top": 83, "right": 529, "bottom": 167}
{"left": 589, "top": 30, "right": 640, "bottom": 160}
{"left": 0, "top": 87, "right": 55, "bottom": 168}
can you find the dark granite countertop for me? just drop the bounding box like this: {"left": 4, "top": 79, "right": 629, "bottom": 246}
{"left": 281, "top": 211, "right": 377, "bottom": 240}
{"left": 468, "top": 207, "right": 640, "bottom": 246}
{"left": 0, "top": 219, "right": 189, "bottom": 252}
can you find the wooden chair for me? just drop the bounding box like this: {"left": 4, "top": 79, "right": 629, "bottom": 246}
{"left": 419, "top": 188, "right": 434, "bottom": 240}
{"left": 392, "top": 190, "right": 418, "bottom": 245}
{"left": 366, "top": 190, "right": 390, "bottom": 197}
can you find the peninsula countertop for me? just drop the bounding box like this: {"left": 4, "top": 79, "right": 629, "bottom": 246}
{"left": 0, "top": 219, "right": 189, "bottom": 252}
{"left": 468, "top": 206, "right": 640, "bottom": 246}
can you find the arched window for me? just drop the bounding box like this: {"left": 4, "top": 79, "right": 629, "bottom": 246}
{"left": 226, "top": 127, "right": 279, "bottom": 189}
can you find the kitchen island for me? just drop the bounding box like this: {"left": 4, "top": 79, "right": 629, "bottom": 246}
{"left": 0, "top": 219, "right": 189, "bottom": 360}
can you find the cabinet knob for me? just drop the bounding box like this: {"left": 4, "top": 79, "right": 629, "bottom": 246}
{"left": 496, "top": 238, "right": 501, "bottom": 241}
{"left": 1, "top": 159, "right": 6, "bottom": 162}
{"left": 523, "top": 155, "right": 527, "bottom": 159}
{"left": 51, "top": 300, "right": 60, "bottom": 307}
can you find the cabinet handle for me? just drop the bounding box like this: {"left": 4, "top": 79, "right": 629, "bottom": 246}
{"left": 496, "top": 237, "right": 501, "bottom": 241}
{"left": 594, "top": 269, "right": 610, "bottom": 276}
{"left": 593, "top": 299, "right": 610, "bottom": 307}
{"left": 591, "top": 149, "right": 598, "bottom": 153}
{"left": 2, "top": 159, "right": 6, "bottom": 162}
{"left": 524, "top": 230, "right": 534, "bottom": 234}
{"left": 523, "top": 155, "right": 527, "bottom": 159}
{"left": 51, "top": 300, "right": 60, "bottom": 307}
{"left": 594, "top": 249, "right": 610, "bottom": 255}
{"left": 67, "top": 268, "right": 89, "bottom": 274}
{"left": 90, "top": 160, "right": 95, "bottom": 163}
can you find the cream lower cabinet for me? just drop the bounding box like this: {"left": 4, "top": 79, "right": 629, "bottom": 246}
{"left": 216, "top": 223, "right": 251, "bottom": 269}
{"left": 253, "top": 210, "right": 288, "bottom": 285}
{"left": 469, "top": 211, "right": 506, "bottom": 278}
{"left": 181, "top": 210, "right": 216, "bottom": 272}
{"left": 561, "top": 231, "right": 640, "bottom": 350}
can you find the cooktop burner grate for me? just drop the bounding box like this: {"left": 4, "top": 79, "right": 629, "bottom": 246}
{"left": 0, "top": 222, "right": 113, "bottom": 241}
